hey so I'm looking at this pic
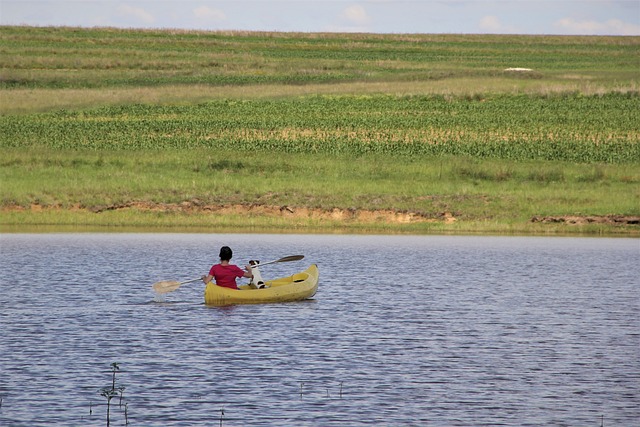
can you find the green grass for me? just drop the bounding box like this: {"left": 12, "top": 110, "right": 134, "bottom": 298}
{"left": 1, "top": 148, "right": 638, "bottom": 234}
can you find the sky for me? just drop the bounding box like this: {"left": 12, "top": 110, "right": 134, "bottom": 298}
{"left": 1, "top": 0, "right": 639, "bottom": 36}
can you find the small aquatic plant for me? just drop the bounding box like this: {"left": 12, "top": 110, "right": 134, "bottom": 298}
{"left": 98, "top": 362, "right": 126, "bottom": 427}
{"left": 298, "top": 381, "right": 345, "bottom": 399}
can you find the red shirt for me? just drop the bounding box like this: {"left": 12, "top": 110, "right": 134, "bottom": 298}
{"left": 209, "top": 264, "right": 245, "bottom": 289}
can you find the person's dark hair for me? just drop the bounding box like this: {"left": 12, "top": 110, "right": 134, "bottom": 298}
{"left": 219, "top": 246, "right": 232, "bottom": 261}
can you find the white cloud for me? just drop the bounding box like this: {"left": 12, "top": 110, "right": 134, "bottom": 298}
{"left": 479, "top": 15, "right": 501, "bottom": 32}
{"left": 117, "top": 4, "right": 155, "bottom": 25}
{"left": 340, "top": 5, "right": 371, "bottom": 27}
{"left": 479, "top": 15, "right": 519, "bottom": 34}
{"left": 554, "top": 17, "right": 640, "bottom": 35}
{"left": 193, "top": 6, "right": 226, "bottom": 23}
{"left": 326, "top": 4, "right": 372, "bottom": 32}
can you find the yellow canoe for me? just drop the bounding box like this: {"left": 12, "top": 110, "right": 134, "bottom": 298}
{"left": 204, "top": 264, "right": 319, "bottom": 306}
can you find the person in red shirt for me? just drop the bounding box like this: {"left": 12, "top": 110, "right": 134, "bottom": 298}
{"left": 202, "top": 246, "right": 253, "bottom": 289}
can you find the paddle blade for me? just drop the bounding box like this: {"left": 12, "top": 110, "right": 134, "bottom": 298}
{"left": 152, "top": 280, "right": 181, "bottom": 294}
{"left": 278, "top": 255, "right": 304, "bottom": 262}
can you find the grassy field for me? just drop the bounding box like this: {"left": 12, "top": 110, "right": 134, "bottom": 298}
{"left": 2, "top": 27, "right": 639, "bottom": 113}
{"left": 1, "top": 26, "right": 639, "bottom": 234}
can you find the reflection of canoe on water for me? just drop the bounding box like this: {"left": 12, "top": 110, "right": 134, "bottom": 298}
{"left": 204, "top": 264, "right": 319, "bottom": 306}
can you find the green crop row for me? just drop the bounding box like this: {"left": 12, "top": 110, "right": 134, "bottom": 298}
{"left": 2, "top": 26, "right": 639, "bottom": 89}
{"left": 1, "top": 93, "right": 638, "bottom": 163}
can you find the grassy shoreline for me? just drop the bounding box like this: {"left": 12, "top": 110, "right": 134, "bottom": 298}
{"left": 2, "top": 196, "right": 639, "bottom": 236}
{"left": 2, "top": 149, "right": 638, "bottom": 235}
{"left": 1, "top": 27, "right": 639, "bottom": 235}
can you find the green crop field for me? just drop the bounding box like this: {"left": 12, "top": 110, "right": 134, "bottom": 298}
{"left": 1, "top": 26, "right": 639, "bottom": 234}
{"left": 2, "top": 27, "right": 638, "bottom": 90}
{"left": 3, "top": 94, "right": 638, "bottom": 162}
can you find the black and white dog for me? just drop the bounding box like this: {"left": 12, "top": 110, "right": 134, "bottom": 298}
{"left": 248, "top": 260, "right": 266, "bottom": 288}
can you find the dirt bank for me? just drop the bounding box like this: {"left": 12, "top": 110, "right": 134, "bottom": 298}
{"left": 90, "top": 201, "right": 459, "bottom": 224}
{"left": 5, "top": 202, "right": 640, "bottom": 228}
{"left": 7, "top": 201, "right": 460, "bottom": 224}
{"left": 530, "top": 215, "right": 639, "bottom": 226}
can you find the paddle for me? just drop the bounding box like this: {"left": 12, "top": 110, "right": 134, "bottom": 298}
{"left": 249, "top": 254, "right": 304, "bottom": 269}
{"left": 151, "top": 255, "right": 304, "bottom": 294}
{"left": 152, "top": 278, "right": 201, "bottom": 294}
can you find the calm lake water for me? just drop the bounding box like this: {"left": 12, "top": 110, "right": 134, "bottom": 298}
{"left": 0, "top": 233, "right": 638, "bottom": 426}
